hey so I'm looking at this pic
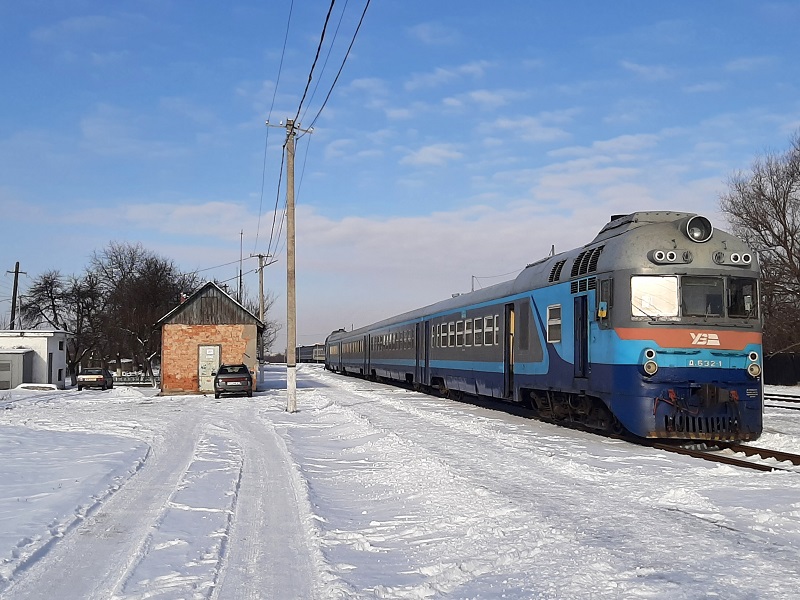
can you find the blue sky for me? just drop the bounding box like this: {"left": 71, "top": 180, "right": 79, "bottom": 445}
{"left": 2, "top": 1, "right": 799, "bottom": 349}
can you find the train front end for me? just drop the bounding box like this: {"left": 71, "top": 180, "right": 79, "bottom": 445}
{"left": 605, "top": 215, "right": 763, "bottom": 441}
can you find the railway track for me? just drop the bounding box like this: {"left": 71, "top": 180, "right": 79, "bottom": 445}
{"left": 645, "top": 441, "right": 800, "bottom": 473}
{"left": 352, "top": 377, "right": 800, "bottom": 472}
{"left": 764, "top": 391, "right": 800, "bottom": 411}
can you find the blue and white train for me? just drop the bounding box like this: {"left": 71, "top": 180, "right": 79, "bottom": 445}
{"left": 325, "top": 211, "right": 763, "bottom": 441}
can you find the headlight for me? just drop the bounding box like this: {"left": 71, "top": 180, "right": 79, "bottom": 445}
{"left": 683, "top": 215, "right": 713, "bottom": 243}
{"left": 747, "top": 363, "right": 762, "bottom": 378}
{"left": 643, "top": 360, "right": 659, "bottom": 376}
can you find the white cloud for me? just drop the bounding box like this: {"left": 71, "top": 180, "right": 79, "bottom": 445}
{"left": 408, "top": 22, "right": 460, "bottom": 45}
{"left": 620, "top": 60, "right": 675, "bottom": 81}
{"left": 683, "top": 81, "right": 725, "bottom": 93}
{"left": 489, "top": 113, "right": 574, "bottom": 143}
{"left": 405, "top": 61, "right": 493, "bottom": 91}
{"left": 31, "top": 15, "right": 117, "bottom": 43}
{"left": 725, "top": 56, "right": 775, "bottom": 72}
{"left": 400, "top": 143, "right": 463, "bottom": 166}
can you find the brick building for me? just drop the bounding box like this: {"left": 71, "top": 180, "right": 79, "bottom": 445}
{"left": 156, "top": 282, "right": 264, "bottom": 394}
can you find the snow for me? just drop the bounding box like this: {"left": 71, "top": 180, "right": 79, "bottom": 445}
{"left": 1, "top": 365, "right": 800, "bottom": 599}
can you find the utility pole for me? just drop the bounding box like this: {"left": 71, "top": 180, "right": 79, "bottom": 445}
{"left": 249, "top": 252, "right": 277, "bottom": 361}
{"left": 6, "top": 262, "right": 26, "bottom": 330}
{"left": 267, "top": 118, "right": 312, "bottom": 413}
{"left": 285, "top": 119, "right": 298, "bottom": 413}
{"left": 238, "top": 229, "right": 244, "bottom": 302}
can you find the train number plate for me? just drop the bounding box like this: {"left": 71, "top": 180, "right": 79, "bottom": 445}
{"left": 687, "top": 360, "right": 723, "bottom": 368}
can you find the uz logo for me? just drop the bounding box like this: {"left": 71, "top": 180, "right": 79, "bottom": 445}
{"left": 690, "top": 333, "right": 720, "bottom": 346}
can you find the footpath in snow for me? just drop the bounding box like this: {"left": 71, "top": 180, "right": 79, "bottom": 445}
{"left": 1, "top": 365, "right": 800, "bottom": 599}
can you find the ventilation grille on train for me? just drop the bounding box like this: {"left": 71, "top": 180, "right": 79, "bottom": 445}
{"left": 663, "top": 415, "right": 739, "bottom": 436}
{"left": 570, "top": 245, "right": 604, "bottom": 278}
{"left": 570, "top": 277, "right": 597, "bottom": 294}
{"left": 548, "top": 259, "right": 567, "bottom": 282}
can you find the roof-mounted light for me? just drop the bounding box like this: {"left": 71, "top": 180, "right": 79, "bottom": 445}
{"left": 682, "top": 215, "right": 713, "bottom": 243}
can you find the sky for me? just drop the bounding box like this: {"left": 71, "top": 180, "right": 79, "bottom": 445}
{"left": 2, "top": 1, "right": 800, "bottom": 351}
{"left": 2, "top": 366, "right": 800, "bottom": 598}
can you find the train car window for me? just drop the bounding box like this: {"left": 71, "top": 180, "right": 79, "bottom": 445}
{"left": 474, "top": 318, "right": 483, "bottom": 346}
{"left": 681, "top": 276, "right": 723, "bottom": 317}
{"left": 448, "top": 322, "right": 456, "bottom": 347}
{"left": 631, "top": 276, "right": 678, "bottom": 318}
{"left": 547, "top": 305, "right": 562, "bottom": 343}
{"left": 484, "top": 316, "right": 494, "bottom": 346}
{"left": 440, "top": 323, "right": 447, "bottom": 347}
{"left": 456, "top": 321, "right": 464, "bottom": 346}
{"left": 728, "top": 277, "right": 758, "bottom": 318}
{"left": 465, "top": 319, "right": 473, "bottom": 347}
{"left": 494, "top": 315, "right": 500, "bottom": 345}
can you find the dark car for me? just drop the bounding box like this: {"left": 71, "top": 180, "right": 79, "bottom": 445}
{"left": 213, "top": 364, "right": 253, "bottom": 399}
{"left": 77, "top": 367, "right": 114, "bottom": 391}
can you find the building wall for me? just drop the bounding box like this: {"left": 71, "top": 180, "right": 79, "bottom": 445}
{"left": 161, "top": 323, "right": 259, "bottom": 394}
{"left": 0, "top": 331, "right": 69, "bottom": 389}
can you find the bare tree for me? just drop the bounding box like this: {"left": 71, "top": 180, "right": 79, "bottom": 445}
{"left": 719, "top": 130, "right": 800, "bottom": 354}
{"left": 219, "top": 281, "right": 282, "bottom": 356}
{"left": 19, "top": 270, "right": 105, "bottom": 383}
{"left": 90, "top": 242, "right": 200, "bottom": 381}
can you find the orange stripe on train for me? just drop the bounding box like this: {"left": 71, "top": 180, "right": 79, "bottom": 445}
{"left": 614, "top": 328, "right": 762, "bottom": 351}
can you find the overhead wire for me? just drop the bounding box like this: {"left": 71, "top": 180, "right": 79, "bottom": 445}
{"left": 291, "top": 0, "right": 337, "bottom": 127}
{"left": 253, "top": 0, "right": 295, "bottom": 254}
{"left": 304, "top": 0, "right": 371, "bottom": 132}
{"left": 299, "top": 0, "right": 350, "bottom": 125}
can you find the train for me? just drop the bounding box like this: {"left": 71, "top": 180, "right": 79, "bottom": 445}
{"left": 297, "top": 344, "right": 326, "bottom": 363}
{"left": 325, "top": 211, "right": 762, "bottom": 441}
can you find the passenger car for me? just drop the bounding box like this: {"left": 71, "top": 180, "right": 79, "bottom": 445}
{"left": 326, "top": 211, "right": 763, "bottom": 442}
{"left": 213, "top": 364, "right": 253, "bottom": 399}
{"left": 77, "top": 368, "right": 114, "bottom": 391}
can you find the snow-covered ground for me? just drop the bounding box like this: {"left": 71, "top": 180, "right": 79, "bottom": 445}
{"left": 1, "top": 365, "right": 800, "bottom": 599}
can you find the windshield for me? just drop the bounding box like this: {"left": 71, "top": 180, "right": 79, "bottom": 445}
{"left": 682, "top": 276, "right": 724, "bottom": 317}
{"left": 631, "top": 275, "right": 758, "bottom": 320}
{"left": 631, "top": 276, "right": 678, "bottom": 317}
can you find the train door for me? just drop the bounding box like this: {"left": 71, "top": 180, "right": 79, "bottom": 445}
{"left": 417, "top": 321, "right": 430, "bottom": 386}
{"left": 504, "top": 303, "right": 515, "bottom": 399}
{"left": 362, "top": 335, "right": 368, "bottom": 374}
{"left": 574, "top": 295, "right": 588, "bottom": 379}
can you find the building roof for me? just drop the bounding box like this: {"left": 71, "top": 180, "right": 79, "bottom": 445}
{"left": 155, "top": 281, "right": 265, "bottom": 330}
{"left": 0, "top": 330, "right": 71, "bottom": 338}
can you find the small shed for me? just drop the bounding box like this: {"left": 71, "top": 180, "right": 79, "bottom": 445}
{"left": 156, "top": 282, "right": 264, "bottom": 394}
{"left": 0, "top": 348, "right": 34, "bottom": 390}
{"left": 0, "top": 330, "right": 70, "bottom": 389}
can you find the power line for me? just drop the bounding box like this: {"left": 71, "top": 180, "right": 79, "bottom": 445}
{"left": 253, "top": 0, "right": 295, "bottom": 253}
{"left": 291, "top": 0, "right": 337, "bottom": 126}
{"left": 305, "top": 0, "right": 372, "bottom": 132}
{"left": 300, "top": 0, "right": 350, "bottom": 124}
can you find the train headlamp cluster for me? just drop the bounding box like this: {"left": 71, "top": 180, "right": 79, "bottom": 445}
{"left": 747, "top": 351, "right": 762, "bottom": 378}
{"left": 643, "top": 348, "right": 658, "bottom": 377}
{"left": 713, "top": 251, "right": 753, "bottom": 266}
{"left": 649, "top": 249, "right": 693, "bottom": 265}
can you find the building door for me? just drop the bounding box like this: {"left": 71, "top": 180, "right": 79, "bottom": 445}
{"left": 198, "top": 345, "right": 221, "bottom": 392}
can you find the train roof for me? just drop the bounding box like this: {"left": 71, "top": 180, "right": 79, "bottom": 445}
{"left": 327, "top": 211, "right": 757, "bottom": 342}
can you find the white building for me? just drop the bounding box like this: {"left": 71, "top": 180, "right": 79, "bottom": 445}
{"left": 0, "top": 330, "right": 71, "bottom": 390}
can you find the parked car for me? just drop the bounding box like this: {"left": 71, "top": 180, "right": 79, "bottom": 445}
{"left": 77, "top": 368, "right": 114, "bottom": 391}
{"left": 213, "top": 364, "right": 253, "bottom": 399}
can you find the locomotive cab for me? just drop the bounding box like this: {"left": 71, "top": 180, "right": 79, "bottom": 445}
{"left": 592, "top": 213, "right": 763, "bottom": 440}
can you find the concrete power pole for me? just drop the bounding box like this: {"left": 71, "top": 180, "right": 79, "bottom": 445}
{"left": 6, "top": 262, "right": 26, "bottom": 330}
{"left": 285, "top": 119, "right": 298, "bottom": 413}
{"left": 265, "top": 118, "right": 311, "bottom": 413}
{"left": 249, "top": 252, "right": 276, "bottom": 361}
